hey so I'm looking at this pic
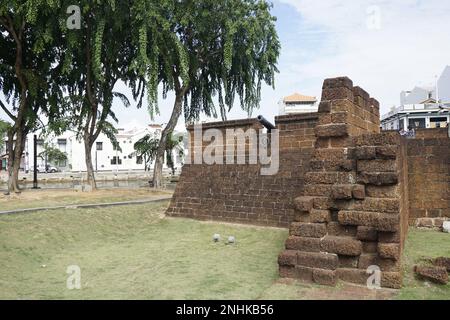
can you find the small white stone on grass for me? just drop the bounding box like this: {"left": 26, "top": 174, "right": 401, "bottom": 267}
{"left": 443, "top": 221, "right": 450, "bottom": 233}
{"left": 227, "top": 236, "right": 236, "bottom": 244}
{"left": 213, "top": 234, "right": 221, "bottom": 242}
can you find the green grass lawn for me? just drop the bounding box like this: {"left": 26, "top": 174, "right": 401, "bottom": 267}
{"left": 1, "top": 201, "right": 449, "bottom": 300}
{"left": 395, "top": 228, "right": 450, "bottom": 300}
{"left": 0, "top": 201, "right": 287, "bottom": 299}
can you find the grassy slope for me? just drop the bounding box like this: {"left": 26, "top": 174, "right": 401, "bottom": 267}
{"left": 0, "top": 202, "right": 287, "bottom": 300}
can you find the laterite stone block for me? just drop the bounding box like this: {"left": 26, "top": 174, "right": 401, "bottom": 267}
{"left": 313, "top": 269, "right": 338, "bottom": 286}
{"left": 377, "top": 243, "right": 400, "bottom": 260}
{"left": 294, "top": 196, "right": 315, "bottom": 212}
{"left": 285, "top": 236, "right": 321, "bottom": 252}
{"left": 315, "top": 124, "right": 349, "bottom": 138}
{"left": 290, "top": 222, "right": 327, "bottom": 238}
{"left": 331, "top": 185, "right": 353, "bottom": 200}
{"left": 278, "top": 250, "right": 297, "bottom": 266}
{"left": 320, "top": 236, "right": 362, "bottom": 256}
{"left": 297, "top": 251, "right": 339, "bottom": 270}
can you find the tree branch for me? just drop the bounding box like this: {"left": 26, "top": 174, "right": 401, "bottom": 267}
{"left": 0, "top": 99, "right": 16, "bottom": 121}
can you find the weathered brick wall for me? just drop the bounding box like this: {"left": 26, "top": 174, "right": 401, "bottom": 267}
{"left": 166, "top": 114, "right": 318, "bottom": 227}
{"left": 407, "top": 128, "right": 450, "bottom": 227}
{"left": 168, "top": 76, "right": 414, "bottom": 288}
{"left": 278, "top": 77, "right": 408, "bottom": 289}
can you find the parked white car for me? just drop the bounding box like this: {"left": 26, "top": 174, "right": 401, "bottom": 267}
{"left": 36, "top": 165, "right": 59, "bottom": 173}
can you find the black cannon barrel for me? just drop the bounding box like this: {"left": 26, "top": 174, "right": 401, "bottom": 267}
{"left": 257, "top": 115, "right": 276, "bottom": 131}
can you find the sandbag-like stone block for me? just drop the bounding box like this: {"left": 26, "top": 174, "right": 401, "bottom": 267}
{"left": 434, "top": 257, "right": 450, "bottom": 272}
{"left": 378, "top": 231, "right": 401, "bottom": 244}
{"left": 315, "top": 124, "right": 349, "bottom": 138}
{"left": 376, "top": 146, "right": 397, "bottom": 159}
{"left": 331, "top": 185, "right": 353, "bottom": 200}
{"left": 323, "top": 76, "right": 354, "bottom": 89}
{"left": 352, "top": 185, "right": 366, "bottom": 200}
{"left": 285, "top": 236, "right": 321, "bottom": 252}
{"left": 310, "top": 209, "right": 332, "bottom": 223}
{"left": 355, "top": 146, "right": 376, "bottom": 160}
{"left": 355, "top": 132, "right": 400, "bottom": 147}
{"left": 362, "top": 241, "right": 378, "bottom": 254}
{"left": 297, "top": 251, "right": 339, "bottom": 270}
{"left": 378, "top": 243, "right": 400, "bottom": 260}
{"left": 304, "top": 184, "right": 333, "bottom": 197}
{"left": 313, "top": 197, "right": 334, "bottom": 210}
{"left": 366, "top": 185, "right": 400, "bottom": 198}
{"left": 321, "top": 87, "right": 354, "bottom": 101}
{"left": 279, "top": 266, "right": 296, "bottom": 278}
{"left": 327, "top": 222, "right": 357, "bottom": 237}
{"left": 318, "top": 101, "right": 331, "bottom": 113}
{"left": 338, "top": 256, "right": 359, "bottom": 268}
{"left": 278, "top": 250, "right": 297, "bottom": 266}
{"left": 336, "top": 268, "right": 369, "bottom": 285}
{"left": 381, "top": 272, "right": 403, "bottom": 289}
{"left": 356, "top": 226, "right": 378, "bottom": 241}
{"left": 414, "top": 266, "right": 449, "bottom": 284}
{"left": 294, "top": 265, "right": 314, "bottom": 282}
{"left": 290, "top": 222, "right": 327, "bottom": 238}
{"left": 294, "top": 196, "right": 314, "bottom": 212}
{"left": 357, "top": 172, "right": 399, "bottom": 186}
{"left": 358, "top": 254, "right": 401, "bottom": 272}
{"left": 338, "top": 211, "right": 399, "bottom": 232}
{"left": 313, "top": 269, "right": 338, "bottom": 286}
{"left": 357, "top": 159, "right": 397, "bottom": 173}
{"left": 346, "top": 197, "right": 400, "bottom": 213}
{"left": 320, "top": 236, "right": 362, "bottom": 256}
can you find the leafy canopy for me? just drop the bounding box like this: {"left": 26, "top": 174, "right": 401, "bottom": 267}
{"left": 131, "top": 0, "right": 280, "bottom": 121}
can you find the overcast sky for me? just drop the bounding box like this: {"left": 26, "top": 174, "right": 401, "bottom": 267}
{"left": 2, "top": 0, "right": 450, "bottom": 131}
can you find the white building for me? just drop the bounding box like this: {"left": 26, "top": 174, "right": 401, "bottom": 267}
{"left": 382, "top": 66, "right": 450, "bottom": 130}
{"left": 14, "top": 124, "right": 185, "bottom": 173}
{"left": 278, "top": 93, "right": 318, "bottom": 115}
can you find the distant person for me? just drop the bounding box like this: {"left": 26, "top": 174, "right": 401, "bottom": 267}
{"left": 406, "top": 125, "right": 415, "bottom": 138}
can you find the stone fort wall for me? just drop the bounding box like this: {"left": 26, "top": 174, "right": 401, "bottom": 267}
{"left": 407, "top": 128, "right": 450, "bottom": 228}
{"left": 166, "top": 76, "right": 449, "bottom": 288}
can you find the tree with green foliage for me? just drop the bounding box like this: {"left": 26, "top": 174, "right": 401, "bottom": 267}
{"left": 133, "top": 131, "right": 184, "bottom": 176}
{"left": 165, "top": 132, "right": 184, "bottom": 175}
{"left": 133, "top": 133, "right": 159, "bottom": 172}
{"left": 0, "top": 119, "right": 11, "bottom": 153}
{"left": 38, "top": 142, "right": 68, "bottom": 171}
{"left": 0, "top": 1, "right": 63, "bottom": 194}
{"left": 56, "top": 0, "right": 138, "bottom": 190}
{"left": 132, "top": 0, "right": 280, "bottom": 188}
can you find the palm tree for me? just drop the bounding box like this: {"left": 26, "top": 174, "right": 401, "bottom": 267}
{"left": 133, "top": 131, "right": 184, "bottom": 176}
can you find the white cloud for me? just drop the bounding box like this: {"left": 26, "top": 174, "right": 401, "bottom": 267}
{"left": 276, "top": 0, "right": 450, "bottom": 114}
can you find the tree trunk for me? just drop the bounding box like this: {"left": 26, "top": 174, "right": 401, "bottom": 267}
{"left": 6, "top": 127, "right": 24, "bottom": 194}
{"left": 83, "top": 135, "right": 96, "bottom": 190}
{"left": 153, "top": 90, "right": 184, "bottom": 188}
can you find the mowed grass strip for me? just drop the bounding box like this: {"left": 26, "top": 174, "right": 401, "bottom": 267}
{"left": 0, "top": 201, "right": 287, "bottom": 300}
{"left": 0, "top": 188, "right": 172, "bottom": 212}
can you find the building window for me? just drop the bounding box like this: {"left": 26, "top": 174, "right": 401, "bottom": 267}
{"left": 111, "top": 156, "right": 122, "bottom": 165}
{"left": 409, "top": 118, "right": 426, "bottom": 129}
{"left": 57, "top": 139, "right": 67, "bottom": 152}
{"left": 136, "top": 156, "right": 143, "bottom": 165}
{"left": 430, "top": 117, "right": 448, "bottom": 128}
{"left": 96, "top": 142, "right": 103, "bottom": 151}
